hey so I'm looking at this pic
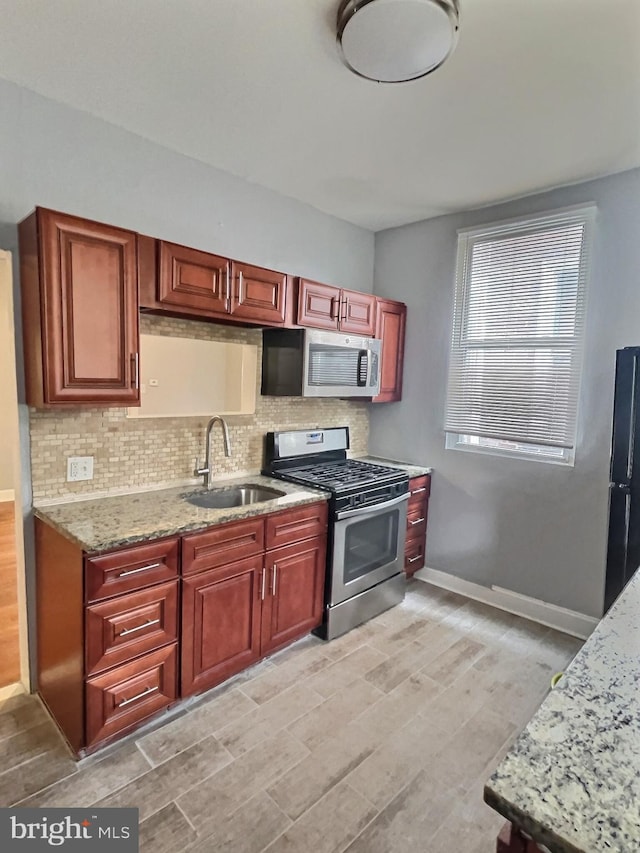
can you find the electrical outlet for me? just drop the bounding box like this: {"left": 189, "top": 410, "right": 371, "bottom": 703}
{"left": 67, "top": 456, "right": 94, "bottom": 482}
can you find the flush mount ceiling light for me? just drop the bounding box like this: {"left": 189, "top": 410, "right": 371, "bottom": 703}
{"left": 337, "top": 0, "right": 460, "bottom": 83}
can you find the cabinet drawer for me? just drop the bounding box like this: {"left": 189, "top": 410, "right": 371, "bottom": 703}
{"left": 85, "top": 538, "right": 179, "bottom": 603}
{"left": 265, "top": 502, "right": 328, "bottom": 550}
{"left": 85, "top": 644, "right": 177, "bottom": 748}
{"left": 406, "top": 504, "right": 427, "bottom": 539}
{"left": 408, "top": 475, "right": 431, "bottom": 502}
{"left": 182, "top": 517, "right": 264, "bottom": 576}
{"left": 404, "top": 536, "right": 425, "bottom": 576}
{"left": 85, "top": 580, "right": 178, "bottom": 676}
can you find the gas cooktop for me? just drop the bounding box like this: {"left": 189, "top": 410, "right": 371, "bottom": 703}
{"left": 279, "top": 458, "right": 406, "bottom": 493}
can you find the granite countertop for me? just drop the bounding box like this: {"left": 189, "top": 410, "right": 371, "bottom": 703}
{"left": 485, "top": 571, "right": 640, "bottom": 853}
{"left": 354, "top": 455, "right": 433, "bottom": 479}
{"left": 35, "top": 474, "right": 329, "bottom": 553}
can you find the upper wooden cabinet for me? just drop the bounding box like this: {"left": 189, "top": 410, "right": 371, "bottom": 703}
{"left": 19, "top": 209, "right": 140, "bottom": 406}
{"left": 231, "top": 261, "right": 287, "bottom": 325}
{"left": 297, "top": 278, "right": 377, "bottom": 336}
{"left": 372, "top": 298, "right": 407, "bottom": 403}
{"left": 158, "top": 241, "right": 229, "bottom": 314}
{"left": 156, "top": 240, "right": 287, "bottom": 326}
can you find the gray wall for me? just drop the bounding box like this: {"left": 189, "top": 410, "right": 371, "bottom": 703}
{"left": 0, "top": 78, "right": 374, "bottom": 687}
{"left": 0, "top": 78, "right": 374, "bottom": 291}
{"left": 370, "top": 168, "right": 640, "bottom": 618}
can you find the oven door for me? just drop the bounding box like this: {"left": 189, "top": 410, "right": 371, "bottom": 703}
{"left": 330, "top": 493, "right": 409, "bottom": 606}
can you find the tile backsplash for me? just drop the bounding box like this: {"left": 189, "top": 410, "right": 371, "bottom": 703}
{"left": 29, "top": 315, "right": 370, "bottom": 503}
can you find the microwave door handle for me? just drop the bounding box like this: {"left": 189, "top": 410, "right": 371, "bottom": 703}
{"left": 365, "top": 348, "right": 372, "bottom": 388}
{"left": 336, "top": 491, "right": 409, "bottom": 520}
{"left": 357, "top": 349, "right": 367, "bottom": 387}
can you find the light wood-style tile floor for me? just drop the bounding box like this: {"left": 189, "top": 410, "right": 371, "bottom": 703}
{"left": 0, "top": 581, "right": 583, "bottom": 852}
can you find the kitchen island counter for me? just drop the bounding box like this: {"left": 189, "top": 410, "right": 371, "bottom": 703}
{"left": 484, "top": 571, "right": 640, "bottom": 853}
{"left": 35, "top": 474, "right": 329, "bottom": 553}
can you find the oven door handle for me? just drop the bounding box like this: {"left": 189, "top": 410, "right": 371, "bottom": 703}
{"left": 335, "top": 491, "right": 409, "bottom": 520}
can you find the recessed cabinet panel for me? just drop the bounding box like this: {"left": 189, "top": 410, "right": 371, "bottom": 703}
{"left": 85, "top": 537, "right": 179, "bottom": 603}
{"left": 65, "top": 238, "right": 126, "bottom": 383}
{"left": 182, "top": 518, "right": 264, "bottom": 576}
{"left": 20, "top": 208, "right": 140, "bottom": 405}
{"left": 181, "top": 557, "right": 263, "bottom": 696}
{"left": 297, "top": 279, "right": 376, "bottom": 336}
{"left": 262, "top": 536, "right": 326, "bottom": 655}
{"left": 158, "top": 241, "right": 230, "bottom": 314}
{"left": 85, "top": 644, "right": 177, "bottom": 748}
{"left": 372, "top": 299, "right": 406, "bottom": 403}
{"left": 85, "top": 580, "right": 178, "bottom": 676}
{"left": 297, "top": 279, "right": 339, "bottom": 331}
{"left": 231, "top": 262, "right": 287, "bottom": 325}
{"left": 341, "top": 290, "right": 376, "bottom": 336}
{"left": 265, "top": 503, "right": 328, "bottom": 550}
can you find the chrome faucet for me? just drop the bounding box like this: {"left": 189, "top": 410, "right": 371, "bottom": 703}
{"left": 194, "top": 416, "right": 232, "bottom": 489}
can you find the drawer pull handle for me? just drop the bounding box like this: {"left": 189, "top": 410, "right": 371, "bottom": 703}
{"left": 118, "top": 562, "right": 162, "bottom": 578}
{"left": 408, "top": 555, "right": 422, "bottom": 563}
{"left": 409, "top": 518, "right": 426, "bottom": 526}
{"left": 272, "top": 564, "right": 277, "bottom": 596}
{"left": 119, "top": 618, "right": 161, "bottom": 637}
{"left": 411, "top": 487, "right": 427, "bottom": 495}
{"left": 118, "top": 685, "right": 158, "bottom": 707}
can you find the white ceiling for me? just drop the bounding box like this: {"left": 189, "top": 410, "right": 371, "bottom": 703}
{"left": 1, "top": 0, "right": 639, "bottom": 231}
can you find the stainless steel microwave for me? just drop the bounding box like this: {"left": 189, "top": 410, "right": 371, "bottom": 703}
{"left": 261, "top": 328, "right": 381, "bottom": 398}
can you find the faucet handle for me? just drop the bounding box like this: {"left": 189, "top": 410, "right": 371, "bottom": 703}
{"left": 194, "top": 458, "right": 209, "bottom": 477}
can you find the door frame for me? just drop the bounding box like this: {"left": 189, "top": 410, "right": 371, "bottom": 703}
{"left": 0, "top": 249, "right": 30, "bottom": 694}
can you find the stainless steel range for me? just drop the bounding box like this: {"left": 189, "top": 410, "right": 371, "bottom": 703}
{"left": 264, "top": 426, "right": 409, "bottom": 640}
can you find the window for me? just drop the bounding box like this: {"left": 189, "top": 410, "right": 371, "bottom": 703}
{"left": 444, "top": 204, "right": 595, "bottom": 465}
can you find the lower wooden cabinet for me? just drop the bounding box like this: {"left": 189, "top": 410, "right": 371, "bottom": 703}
{"left": 496, "top": 822, "right": 546, "bottom": 853}
{"left": 85, "top": 580, "right": 179, "bottom": 676}
{"left": 181, "top": 555, "right": 263, "bottom": 697}
{"left": 404, "top": 474, "right": 431, "bottom": 577}
{"left": 262, "top": 536, "right": 326, "bottom": 656}
{"left": 182, "top": 524, "right": 327, "bottom": 696}
{"left": 35, "top": 500, "right": 328, "bottom": 756}
{"left": 85, "top": 644, "right": 178, "bottom": 748}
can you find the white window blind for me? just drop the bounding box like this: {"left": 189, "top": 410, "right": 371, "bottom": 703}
{"left": 444, "top": 205, "right": 595, "bottom": 461}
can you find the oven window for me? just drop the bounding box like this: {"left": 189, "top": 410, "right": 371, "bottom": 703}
{"left": 343, "top": 510, "right": 399, "bottom": 584}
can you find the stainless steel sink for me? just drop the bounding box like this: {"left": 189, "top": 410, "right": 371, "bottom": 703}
{"left": 183, "top": 484, "right": 286, "bottom": 509}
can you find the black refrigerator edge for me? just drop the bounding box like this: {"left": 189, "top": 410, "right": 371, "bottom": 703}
{"left": 605, "top": 347, "right": 640, "bottom": 611}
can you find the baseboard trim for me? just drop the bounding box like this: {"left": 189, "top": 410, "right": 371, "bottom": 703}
{"left": 0, "top": 681, "right": 27, "bottom": 703}
{"left": 415, "top": 567, "right": 599, "bottom": 640}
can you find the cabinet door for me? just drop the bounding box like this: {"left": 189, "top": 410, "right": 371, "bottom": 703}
{"left": 261, "top": 536, "right": 326, "bottom": 655}
{"left": 181, "top": 556, "right": 263, "bottom": 697}
{"left": 340, "top": 289, "right": 377, "bottom": 336}
{"left": 297, "top": 279, "right": 340, "bottom": 331}
{"left": 231, "top": 262, "right": 287, "bottom": 325}
{"left": 34, "top": 209, "right": 140, "bottom": 405}
{"left": 372, "top": 298, "right": 406, "bottom": 403}
{"left": 158, "top": 240, "right": 230, "bottom": 315}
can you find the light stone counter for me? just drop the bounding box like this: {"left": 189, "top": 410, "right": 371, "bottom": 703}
{"left": 353, "top": 455, "right": 432, "bottom": 479}
{"left": 35, "top": 474, "right": 329, "bottom": 553}
{"left": 485, "top": 570, "right": 640, "bottom": 853}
